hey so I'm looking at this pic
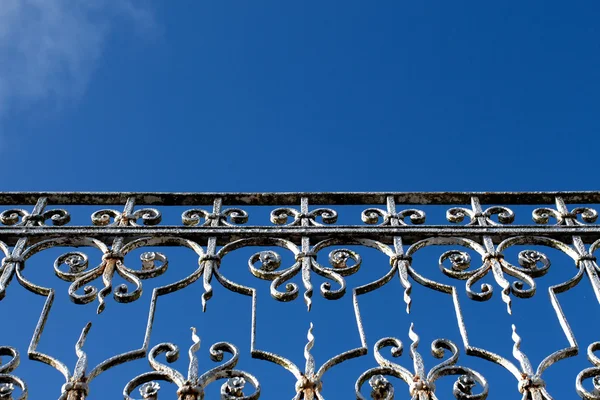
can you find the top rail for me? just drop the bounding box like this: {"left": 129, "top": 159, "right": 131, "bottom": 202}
{"left": 1, "top": 191, "right": 600, "bottom": 205}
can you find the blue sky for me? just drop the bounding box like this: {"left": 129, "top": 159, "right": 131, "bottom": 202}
{"left": 1, "top": 1, "right": 600, "bottom": 399}
{"left": 2, "top": 1, "right": 599, "bottom": 192}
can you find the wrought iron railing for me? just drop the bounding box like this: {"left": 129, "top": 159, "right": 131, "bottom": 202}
{"left": 1, "top": 191, "right": 600, "bottom": 399}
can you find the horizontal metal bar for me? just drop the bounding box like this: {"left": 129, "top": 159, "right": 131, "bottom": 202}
{"left": 0, "top": 191, "right": 600, "bottom": 205}
{"left": 1, "top": 225, "right": 598, "bottom": 246}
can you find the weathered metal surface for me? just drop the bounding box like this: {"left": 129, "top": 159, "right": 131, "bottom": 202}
{"left": 0, "top": 192, "right": 599, "bottom": 398}
{"left": 2, "top": 191, "right": 600, "bottom": 205}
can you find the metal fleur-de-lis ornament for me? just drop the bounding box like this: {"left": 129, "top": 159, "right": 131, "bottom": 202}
{"left": 355, "top": 324, "right": 488, "bottom": 400}
{"left": 361, "top": 207, "right": 426, "bottom": 226}
{"left": 533, "top": 204, "right": 598, "bottom": 226}
{"left": 54, "top": 249, "right": 168, "bottom": 314}
{"left": 90, "top": 208, "right": 161, "bottom": 227}
{"left": 438, "top": 247, "right": 550, "bottom": 315}
{"left": 446, "top": 204, "right": 515, "bottom": 226}
{"left": 442, "top": 197, "right": 551, "bottom": 315}
{"left": 248, "top": 247, "right": 361, "bottom": 312}
{"left": 181, "top": 198, "right": 249, "bottom": 312}
{"left": 270, "top": 207, "right": 337, "bottom": 227}
{"left": 182, "top": 207, "right": 248, "bottom": 227}
{"left": 123, "top": 327, "right": 260, "bottom": 400}
{"left": 61, "top": 199, "right": 166, "bottom": 313}
{"left": 362, "top": 196, "right": 426, "bottom": 315}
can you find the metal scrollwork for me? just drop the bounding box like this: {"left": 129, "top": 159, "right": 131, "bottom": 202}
{"left": 439, "top": 250, "right": 473, "bottom": 279}
{"left": 0, "top": 347, "right": 27, "bottom": 400}
{"left": 435, "top": 242, "right": 550, "bottom": 314}
{"left": 0, "top": 208, "right": 70, "bottom": 227}
{"left": 577, "top": 342, "right": 600, "bottom": 399}
{"left": 0, "top": 210, "right": 29, "bottom": 227}
{"left": 533, "top": 206, "right": 598, "bottom": 226}
{"left": 55, "top": 252, "right": 89, "bottom": 274}
{"left": 355, "top": 324, "right": 488, "bottom": 400}
{"left": 361, "top": 208, "right": 426, "bottom": 226}
{"left": 447, "top": 206, "right": 515, "bottom": 226}
{"left": 270, "top": 207, "right": 337, "bottom": 226}
{"left": 54, "top": 248, "right": 168, "bottom": 314}
{"left": 182, "top": 208, "right": 248, "bottom": 226}
{"left": 2, "top": 192, "right": 600, "bottom": 398}
{"left": 247, "top": 243, "right": 361, "bottom": 310}
{"left": 123, "top": 327, "right": 260, "bottom": 400}
{"left": 91, "top": 208, "right": 161, "bottom": 226}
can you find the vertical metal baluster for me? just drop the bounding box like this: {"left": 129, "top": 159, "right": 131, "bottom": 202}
{"left": 471, "top": 197, "right": 513, "bottom": 314}
{"left": 387, "top": 196, "right": 412, "bottom": 313}
{"left": 201, "top": 197, "right": 221, "bottom": 312}
{"left": 96, "top": 197, "right": 136, "bottom": 314}
{"left": 300, "top": 197, "right": 313, "bottom": 311}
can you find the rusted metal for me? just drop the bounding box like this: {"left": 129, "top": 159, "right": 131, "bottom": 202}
{"left": 0, "top": 191, "right": 600, "bottom": 398}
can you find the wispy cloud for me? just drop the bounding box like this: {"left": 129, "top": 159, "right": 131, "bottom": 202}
{"left": 0, "top": 0, "right": 157, "bottom": 116}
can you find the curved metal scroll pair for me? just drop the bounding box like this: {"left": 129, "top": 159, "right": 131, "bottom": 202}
{"left": 247, "top": 239, "right": 362, "bottom": 311}
{"left": 0, "top": 208, "right": 70, "bottom": 227}
{"left": 447, "top": 205, "right": 515, "bottom": 226}
{"left": 91, "top": 208, "right": 161, "bottom": 226}
{"left": 14, "top": 236, "right": 210, "bottom": 399}
{"left": 270, "top": 207, "right": 337, "bottom": 226}
{"left": 355, "top": 325, "right": 488, "bottom": 400}
{"left": 0, "top": 347, "right": 27, "bottom": 400}
{"left": 182, "top": 207, "right": 248, "bottom": 227}
{"left": 406, "top": 236, "right": 582, "bottom": 399}
{"left": 533, "top": 206, "right": 598, "bottom": 226}
{"left": 577, "top": 342, "right": 600, "bottom": 399}
{"left": 409, "top": 236, "right": 551, "bottom": 315}
{"left": 12, "top": 236, "right": 170, "bottom": 314}
{"left": 123, "top": 328, "right": 260, "bottom": 400}
{"left": 361, "top": 208, "right": 426, "bottom": 226}
{"left": 214, "top": 237, "right": 399, "bottom": 399}
{"left": 55, "top": 248, "right": 168, "bottom": 314}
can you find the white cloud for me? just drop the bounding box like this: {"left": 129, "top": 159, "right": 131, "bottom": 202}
{"left": 0, "top": 0, "right": 156, "bottom": 116}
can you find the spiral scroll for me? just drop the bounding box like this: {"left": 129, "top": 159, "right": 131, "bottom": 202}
{"left": 270, "top": 207, "right": 337, "bottom": 226}
{"left": 91, "top": 208, "right": 161, "bottom": 226}
{"left": 182, "top": 208, "right": 249, "bottom": 226}
{"left": 361, "top": 208, "right": 426, "bottom": 225}
{"left": 355, "top": 325, "right": 488, "bottom": 400}
{"left": 577, "top": 342, "right": 600, "bottom": 399}
{"left": 533, "top": 206, "right": 598, "bottom": 225}
{"left": 123, "top": 328, "right": 260, "bottom": 400}
{"left": 53, "top": 248, "right": 168, "bottom": 313}
{"left": 0, "top": 208, "right": 70, "bottom": 226}
{"left": 0, "top": 347, "right": 27, "bottom": 400}
{"left": 447, "top": 206, "right": 514, "bottom": 226}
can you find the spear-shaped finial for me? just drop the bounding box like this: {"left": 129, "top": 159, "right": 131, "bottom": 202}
{"left": 408, "top": 323, "right": 425, "bottom": 379}
{"left": 511, "top": 324, "right": 533, "bottom": 376}
{"left": 73, "top": 322, "right": 91, "bottom": 381}
{"left": 188, "top": 327, "right": 201, "bottom": 382}
{"left": 304, "top": 323, "right": 315, "bottom": 376}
